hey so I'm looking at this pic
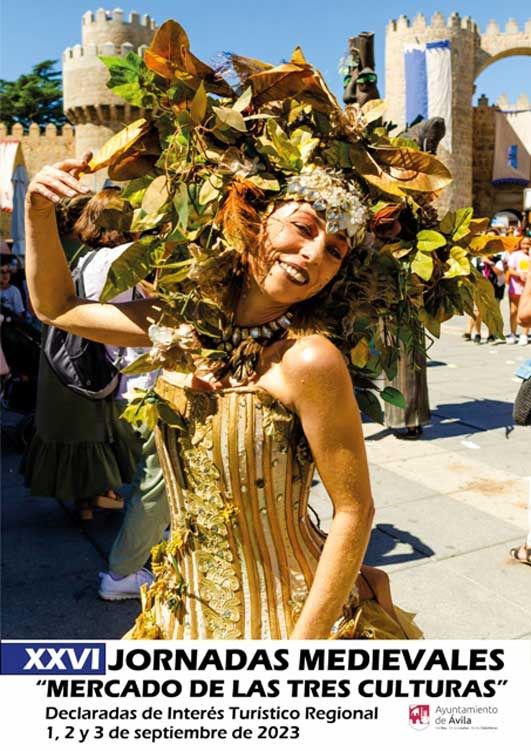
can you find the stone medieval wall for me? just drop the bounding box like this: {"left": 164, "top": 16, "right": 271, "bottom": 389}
{"left": 385, "top": 13, "right": 531, "bottom": 215}
{"left": 62, "top": 8, "right": 156, "bottom": 188}
{"left": 0, "top": 122, "right": 76, "bottom": 179}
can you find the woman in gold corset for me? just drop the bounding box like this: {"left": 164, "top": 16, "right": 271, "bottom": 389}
{"left": 26, "top": 159, "right": 421, "bottom": 639}
{"left": 22, "top": 23, "right": 436, "bottom": 640}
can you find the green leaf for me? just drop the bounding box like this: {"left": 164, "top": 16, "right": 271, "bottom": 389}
{"left": 291, "top": 128, "right": 319, "bottom": 164}
{"left": 380, "top": 386, "right": 406, "bottom": 409}
{"left": 212, "top": 106, "right": 247, "bottom": 132}
{"left": 198, "top": 174, "right": 223, "bottom": 205}
{"left": 439, "top": 207, "right": 473, "bottom": 240}
{"left": 417, "top": 229, "right": 447, "bottom": 252}
{"left": 444, "top": 245, "right": 471, "bottom": 279}
{"left": 173, "top": 183, "right": 189, "bottom": 231}
{"left": 121, "top": 399, "right": 159, "bottom": 430}
{"left": 355, "top": 389, "right": 384, "bottom": 424}
{"left": 100, "top": 236, "right": 159, "bottom": 302}
{"left": 247, "top": 174, "right": 280, "bottom": 191}
{"left": 411, "top": 250, "right": 434, "bottom": 281}
{"left": 158, "top": 260, "right": 193, "bottom": 286}
{"left": 233, "top": 86, "right": 252, "bottom": 112}
{"left": 121, "top": 352, "right": 156, "bottom": 375}
{"left": 265, "top": 120, "right": 302, "bottom": 170}
{"left": 190, "top": 82, "right": 207, "bottom": 124}
{"left": 130, "top": 209, "right": 166, "bottom": 233}
{"left": 99, "top": 53, "right": 144, "bottom": 106}
{"left": 121, "top": 176, "right": 151, "bottom": 207}
{"left": 452, "top": 208, "right": 474, "bottom": 241}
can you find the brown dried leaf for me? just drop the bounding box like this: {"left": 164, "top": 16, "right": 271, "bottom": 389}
{"left": 227, "top": 53, "right": 273, "bottom": 83}
{"left": 145, "top": 20, "right": 232, "bottom": 96}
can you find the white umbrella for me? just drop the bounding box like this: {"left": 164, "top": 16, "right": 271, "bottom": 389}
{"left": 11, "top": 164, "right": 29, "bottom": 256}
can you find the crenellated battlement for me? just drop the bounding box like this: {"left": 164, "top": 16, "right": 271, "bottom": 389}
{"left": 386, "top": 12, "right": 531, "bottom": 35}
{"left": 0, "top": 122, "right": 76, "bottom": 180}
{"left": 82, "top": 8, "right": 155, "bottom": 28}
{"left": 63, "top": 41, "right": 148, "bottom": 63}
{"left": 385, "top": 11, "right": 531, "bottom": 214}
{"left": 387, "top": 11, "right": 480, "bottom": 34}
{"left": 0, "top": 122, "right": 75, "bottom": 140}
{"left": 496, "top": 93, "right": 531, "bottom": 111}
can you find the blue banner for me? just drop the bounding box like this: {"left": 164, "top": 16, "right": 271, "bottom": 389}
{"left": 1, "top": 642, "right": 106, "bottom": 675}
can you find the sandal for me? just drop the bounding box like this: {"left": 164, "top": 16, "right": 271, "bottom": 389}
{"left": 92, "top": 491, "right": 124, "bottom": 512}
{"left": 75, "top": 491, "right": 124, "bottom": 521}
{"left": 509, "top": 544, "right": 531, "bottom": 566}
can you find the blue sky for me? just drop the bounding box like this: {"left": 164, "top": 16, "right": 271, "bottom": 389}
{"left": 1, "top": 0, "right": 529, "bottom": 106}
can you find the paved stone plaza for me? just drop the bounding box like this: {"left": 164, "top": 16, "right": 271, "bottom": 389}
{"left": 2, "top": 316, "right": 530, "bottom": 639}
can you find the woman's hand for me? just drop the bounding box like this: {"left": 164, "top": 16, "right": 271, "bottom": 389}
{"left": 26, "top": 153, "right": 92, "bottom": 210}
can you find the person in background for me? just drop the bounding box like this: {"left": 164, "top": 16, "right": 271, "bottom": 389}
{"left": 505, "top": 236, "right": 530, "bottom": 345}
{"left": 0, "top": 263, "right": 25, "bottom": 319}
{"left": 22, "top": 190, "right": 141, "bottom": 520}
{"left": 477, "top": 254, "right": 505, "bottom": 343}
{"left": 510, "top": 268, "right": 531, "bottom": 566}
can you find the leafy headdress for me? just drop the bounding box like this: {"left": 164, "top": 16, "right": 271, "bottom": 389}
{"left": 88, "top": 20, "right": 515, "bottom": 421}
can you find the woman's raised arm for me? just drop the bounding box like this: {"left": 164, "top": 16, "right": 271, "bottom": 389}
{"left": 25, "top": 155, "right": 155, "bottom": 347}
{"left": 281, "top": 335, "right": 375, "bottom": 639}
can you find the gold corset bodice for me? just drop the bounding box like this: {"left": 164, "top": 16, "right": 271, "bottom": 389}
{"left": 133, "top": 379, "right": 326, "bottom": 640}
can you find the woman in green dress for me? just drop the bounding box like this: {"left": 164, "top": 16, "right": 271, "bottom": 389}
{"left": 22, "top": 191, "right": 140, "bottom": 519}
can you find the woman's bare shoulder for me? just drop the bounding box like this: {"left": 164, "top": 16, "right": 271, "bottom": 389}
{"left": 280, "top": 334, "right": 352, "bottom": 403}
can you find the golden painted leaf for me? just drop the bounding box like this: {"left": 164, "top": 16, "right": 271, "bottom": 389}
{"left": 411, "top": 250, "right": 434, "bottom": 281}
{"left": 190, "top": 83, "right": 207, "bottom": 123}
{"left": 368, "top": 146, "right": 452, "bottom": 193}
{"left": 468, "top": 233, "right": 520, "bottom": 255}
{"left": 467, "top": 217, "right": 489, "bottom": 235}
{"left": 141, "top": 175, "right": 169, "bottom": 214}
{"left": 350, "top": 339, "right": 370, "bottom": 368}
{"left": 87, "top": 119, "right": 148, "bottom": 173}
{"left": 349, "top": 144, "right": 406, "bottom": 197}
{"left": 290, "top": 46, "right": 307, "bottom": 65}
{"left": 233, "top": 86, "right": 253, "bottom": 113}
{"left": 248, "top": 61, "right": 339, "bottom": 112}
{"left": 362, "top": 99, "right": 387, "bottom": 124}
{"left": 107, "top": 127, "right": 161, "bottom": 181}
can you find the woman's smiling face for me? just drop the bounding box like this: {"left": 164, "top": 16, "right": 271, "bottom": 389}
{"left": 248, "top": 201, "right": 350, "bottom": 306}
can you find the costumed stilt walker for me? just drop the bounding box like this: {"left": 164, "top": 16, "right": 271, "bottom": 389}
{"left": 25, "top": 20, "right": 509, "bottom": 639}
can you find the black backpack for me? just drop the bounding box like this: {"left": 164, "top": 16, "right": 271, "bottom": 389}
{"left": 42, "top": 251, "right": 124, "bottom": 400}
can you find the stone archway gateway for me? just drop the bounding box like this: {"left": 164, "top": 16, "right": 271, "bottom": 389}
{"left": 385, "top": 13, "right": 531, "bottom": 212}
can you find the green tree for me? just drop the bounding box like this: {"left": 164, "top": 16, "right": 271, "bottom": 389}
{"left": 0, "top": 60, "right": 67, "bottom": 129}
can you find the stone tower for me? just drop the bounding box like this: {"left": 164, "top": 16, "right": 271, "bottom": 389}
{"left": 385, "top": 12, "right": 531, "bottom": 213}
{"left": 62, "top": 8, "right": 156, "bottom": 188}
